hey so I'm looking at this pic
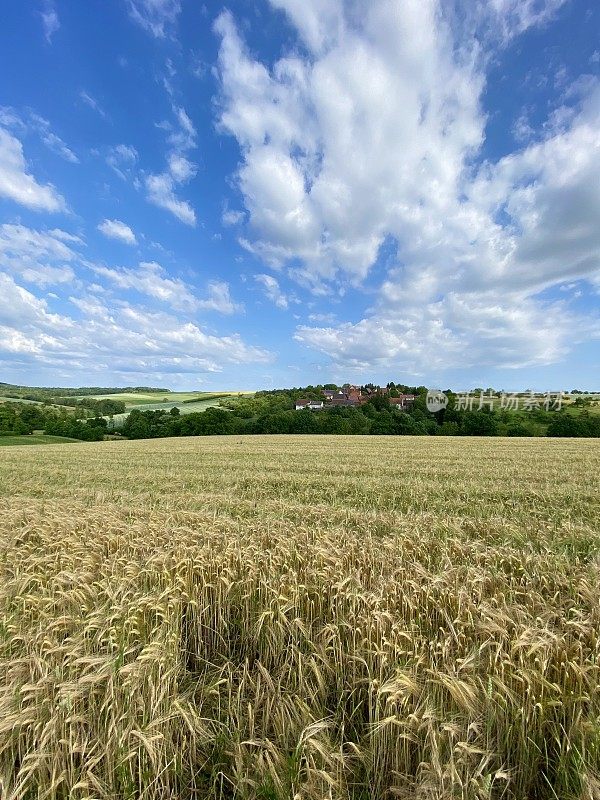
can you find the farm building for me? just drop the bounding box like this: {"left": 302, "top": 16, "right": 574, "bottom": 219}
{"left": 295, "top": 399, "right": 324, "bottom": 410}
{"left": 389, "top": 394, "right": 416, "bottom": 409}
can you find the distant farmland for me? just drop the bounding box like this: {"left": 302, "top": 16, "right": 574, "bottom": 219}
{"left": 0, "top": 434, "right": 80, "bottom": 446}
{"left": 87, "top": 391, "right": 252, "bottom": 428}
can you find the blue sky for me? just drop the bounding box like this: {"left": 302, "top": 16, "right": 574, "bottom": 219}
{"left": 0, "top": 0, "right": 598, "bottom": 391}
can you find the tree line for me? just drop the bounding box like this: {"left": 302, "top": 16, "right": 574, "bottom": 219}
{"left": 121, "top": 388, "right": 600, "bottom": 439}
{"left": 0, "top": 402, "right": 108, "bottom": 441}
{"left": 0, "top": 382, "right": 167, "bottom": 402}
{"left": 57, "top": 397, "right": 127, "bottom": 415}
{"left": 3, "top": 385, "right": 598, "bottom": 442}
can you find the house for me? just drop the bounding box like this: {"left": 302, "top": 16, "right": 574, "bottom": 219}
{"left": 331, "top": 396, "right": 360, "bottom": 407}
{"left": 361, "top": 385, "right": 388, "bottom": 397}
{"left": 295, "top": 399, "right": 324, "bottom": 411}
{"left": 389, "top": 394, "right": 416, "bottom": 409}
{"left": 297, "top": 385, "right": 416, "bottom": 411}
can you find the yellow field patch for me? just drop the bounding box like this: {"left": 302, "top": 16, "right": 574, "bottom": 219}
{"left": 0, "top": 435, "right": 599, "bottom": 799}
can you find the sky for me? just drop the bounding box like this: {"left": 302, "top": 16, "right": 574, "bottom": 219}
{"left": 0, "top": 0, "right": 598, "bottom": 392}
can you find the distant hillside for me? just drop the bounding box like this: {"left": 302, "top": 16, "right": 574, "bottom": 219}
{"left": 0, "top": 382, "right": 170, "bottom": 401}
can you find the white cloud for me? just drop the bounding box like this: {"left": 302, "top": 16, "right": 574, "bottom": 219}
{"left": 512, "top": 109, "right": 534, "bottom": 143}
{"left": 0, "top": 128, "right": 65, "bottom": 211}
{"left": 91, "top": 261, "right": 241, "bottom": 315}
{"left": 127, "top": 0, "right": 181, "bottom": 38}
{"left": 28, "top": 113, "right": 79, "bottom": 163}
{"left": 222, "top": 209, "right": 245, "bottom": 226}
{"left": 106, "top": 144, "right": 138, "bottom": 179}
{"left": 97, "top": 218, "right": 137, "bottom": 245}
{"left": 42, "top": 131, "right": 79, "bottom": 163}
{"left": 296, "top": 84, "right": 600, "bottom": 371}
{"left": 215, "top": 1, "right": 600, "bottom": 373}
{"left": 268, "top": 0, "right": 343, "bottom": 55}
{"left": 80, "top": 91, "right": 107, "bottom": 119}
{"left": 0, "top": 108, "right": 24, "bottom": 130}
{"left": 0, "top": 108, "right": 79, "bottom": 163}
{"left": 0, "top": 272, "right": 269, "bottom": 376}
{"left": 92, "top": 261, "right": 198, "bottom": 311}
{"left": 40, "top": 2, "right": 60, "bottom": 43}
{"left": 296, "top": 84, "right": 600, "bottom": 370}
{"left": 254, "top": 273, "right": 291, "bottom": 309}
{"left": 197, "top": 280, "right": 243, "bottom": 315}
{"left": 0, "top": 223, "right": 80, "bottom": 287}
{"left": 215, "top": 2, "right": 485, "bottom": 286}
{"left": 170, "top": 107, "right": 196, "bottom": 150}
{"left": 295, "top": 293, "right": 592, "bottom": 374}
{"left": 168, "top": 153, "right": 196, "bottom": 182}
{"left": 145, "top": 106, "right": 198, "bottom": 225}
{"left": 145, "top": 172, "right": 196, "bottom": 225}
{"left": 483, "top": 0, "right": 567, "bottom": 42}
{"left": 0, "top": 273, "right": 73, "bottom": 354}
{"left": 308, "top": 312, "right": 337, "bottom": 323}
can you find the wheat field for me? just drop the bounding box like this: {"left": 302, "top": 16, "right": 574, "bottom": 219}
{"left": 0, "top": 435, "right": 599, "bottom": 800}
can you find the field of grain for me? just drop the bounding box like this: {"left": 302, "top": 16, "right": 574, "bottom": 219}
{"left": 1, "top": 435, "right": 599, "bottom": 799}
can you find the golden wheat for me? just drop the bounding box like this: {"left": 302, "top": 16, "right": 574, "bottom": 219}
{"left": 0, "top": 435, "right": 599, "bottom": 799}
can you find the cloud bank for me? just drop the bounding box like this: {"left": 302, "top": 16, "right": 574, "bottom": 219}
{"left": 215, "top": 0, "right": 599, "bottom": 373}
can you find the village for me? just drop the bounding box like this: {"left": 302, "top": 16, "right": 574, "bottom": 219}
{"left": 294, "top": 385, "right": 417, "bottom": 411}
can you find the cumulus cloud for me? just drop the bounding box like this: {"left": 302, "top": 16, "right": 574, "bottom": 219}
{"left": 295, "top": 81, "right": 600, "bottom": 371}
{"left": 222, "top": 208, "right": 245, "bottom": 226}
{"left": 215, "top": 0, "right": 600, "bottom": 373}
{"left": 97, "top": 218, "right": 137, "bottom": 245}
{"left": 254, "top": 273, "right": 291, "bottom": 309}
{"left": 168, "top": 153, "right": 196, "bottom": 182}
{"left": 145, "top": 106, "right": 198, "bottom": 225}
{"left": 197, "top": 280, "right": 243, "bottom": 314}
{"left": 0, "top": 128, "right": 65, "bottom": 211}
{"left": 145, "top": 172, "right": 196, "bottom": 225}
{"left": 0, "top": 272, "right": 269, "bottom": 376}
{"left": 308, "top": 312, "right": 337, "bottom": 323}
{"left": 214, "top": 2, "right": 485, "bottom": 286}
{"left": 295, "top": 292, "right": 592, "bottom": 374}
{"left": 0, "top": 273, "right": 73, "bottom": 353}
{"left": 0, "top": 223, "right": 80, "bottom": 287}
{"left": 91, "top": 261, "right": 242, "bottom": 315}
{"left": 127, "top": 0, "right": 181, "bottom": 39}
{"left": 91, "top": 261, "right": 198, "bottom": 311}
